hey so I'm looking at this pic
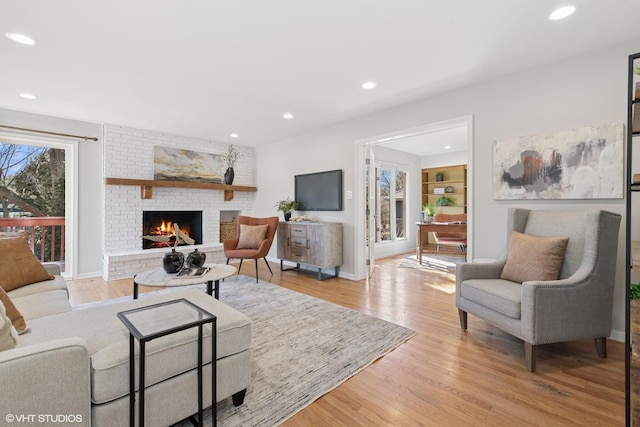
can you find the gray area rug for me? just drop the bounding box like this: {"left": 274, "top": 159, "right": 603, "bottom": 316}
{"left": 401, "top": 254, "right": 464, "bottom": 273}
{"left": 160, "top": 275, "right": 415, "bottom": 426}
{"left": 72, "top": 275, "right": 416, "bottom": 425}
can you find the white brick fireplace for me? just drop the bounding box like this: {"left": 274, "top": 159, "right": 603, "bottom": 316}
{"left": 102, "top": 125, "right": 255, "bottom": 280}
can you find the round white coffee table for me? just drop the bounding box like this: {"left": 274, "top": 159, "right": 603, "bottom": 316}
{"left": 132, "top": 264, "right": 236, "bottom": 300}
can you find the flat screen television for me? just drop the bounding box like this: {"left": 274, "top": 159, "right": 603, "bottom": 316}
{"left": 294, "top": 169, "right": 343, "bottom": 211}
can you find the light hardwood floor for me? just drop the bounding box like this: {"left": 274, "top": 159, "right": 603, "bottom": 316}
{"left": 68, "top": 254, "right": 625, "bottom": 426}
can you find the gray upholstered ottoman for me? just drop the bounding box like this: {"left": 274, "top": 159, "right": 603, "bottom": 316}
{"left": 21, "top": 288, "right": 252, "bottom": 426}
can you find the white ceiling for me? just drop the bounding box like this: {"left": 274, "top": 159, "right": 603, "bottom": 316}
{"left": 1, "top": 1, "right": 640, "bottom": 150}
{"left": 377, "top": 123, "right": 469, "bottom": 156}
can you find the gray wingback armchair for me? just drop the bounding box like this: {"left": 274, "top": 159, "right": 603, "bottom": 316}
{"left": 456, "top": 208, "right": 621, "bottom": 371}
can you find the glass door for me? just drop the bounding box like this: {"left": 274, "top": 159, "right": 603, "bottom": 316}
{"left": 365, "top": 144, "right": 376, "bottom": 279}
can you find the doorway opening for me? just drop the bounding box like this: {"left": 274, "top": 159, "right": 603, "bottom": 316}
{"left": 354, "top": 115, "right": 474, "bottom": 281}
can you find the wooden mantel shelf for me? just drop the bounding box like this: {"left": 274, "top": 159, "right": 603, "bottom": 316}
{"left": 104, "top": 177, "right": 257, "bottom": 201}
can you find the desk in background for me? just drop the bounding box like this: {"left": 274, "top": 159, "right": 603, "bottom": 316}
{"left": 416, "top": 222, "right": 467, "bottom": 263}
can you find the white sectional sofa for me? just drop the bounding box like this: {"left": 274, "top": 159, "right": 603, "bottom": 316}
{"left": 0, "top": 263, "right": 252, "bottom": 426}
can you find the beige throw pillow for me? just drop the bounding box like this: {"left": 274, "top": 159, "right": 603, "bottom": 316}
{"left": 0, "top": 287, "right": 29, "bottom": 334}
{"left": 0, "top": 301, "right": 17, "bottom": 351}
{"left": 237, "top": 224, "right": 269, "bottom": 249}
{"left": 500, "top": 231, "right": 569, "bottom": 283}
{"left": 0, "top": 231, "right": 54, "bottom": 292}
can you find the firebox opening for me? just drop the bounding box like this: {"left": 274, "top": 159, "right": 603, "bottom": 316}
{"left": 142, "top": 210, "right": 203, "bottom": 249}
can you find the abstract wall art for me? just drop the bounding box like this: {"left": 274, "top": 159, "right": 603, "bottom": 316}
{"left": 153, "top": 146, "right": 223, "bottom": 183}
{"left": 493, "top": 123, "right": 624, "bottom": 200}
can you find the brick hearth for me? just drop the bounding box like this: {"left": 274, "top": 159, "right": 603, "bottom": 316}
{"left": 102, "top": 124, "right": 254, "bottom": 280}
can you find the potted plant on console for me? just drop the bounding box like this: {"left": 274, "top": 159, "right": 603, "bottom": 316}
{"left": 275, "top": 197, "right": 299, "bottom": 221}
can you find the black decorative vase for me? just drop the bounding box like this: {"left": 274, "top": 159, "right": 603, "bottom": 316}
{"left": 186, "top": 248, "right": 206, "bottom": 268}
{"left": 162, "top": 248, "right": 184, "bottom": 273}
{"left": 224, "top": 167, "right": 235, "bottom": 185}
{"left": 284, "top": 212, "right": 292, "bottom": 221}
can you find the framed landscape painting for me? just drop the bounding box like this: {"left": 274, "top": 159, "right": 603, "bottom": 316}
{"left": 153, "top": 146, "right": 223, "bottom": 183}
{"left": 493, "top": 123, "right": 624, "bottom": 200}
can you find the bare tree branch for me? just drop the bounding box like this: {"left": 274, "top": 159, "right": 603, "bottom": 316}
{"left": 0, "top": 186, "right": 47, "bottom": 217}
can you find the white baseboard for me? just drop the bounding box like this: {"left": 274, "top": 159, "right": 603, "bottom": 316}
{"left": 609, "top": 329, "right": 624, "bottom": 343}
{"left": 75, "top": 271, "right": 103, "bottom": 280}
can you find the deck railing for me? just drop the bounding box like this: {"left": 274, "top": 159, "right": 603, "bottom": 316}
{"left": 0, "top": 217, "right": 65, "bottom": 264}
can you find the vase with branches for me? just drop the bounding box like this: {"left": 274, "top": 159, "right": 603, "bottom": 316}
{"left": 219, "top": 145, "right": 242, "bottom": 185}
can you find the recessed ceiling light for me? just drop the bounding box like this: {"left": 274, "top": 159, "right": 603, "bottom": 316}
{"left": 549, "top": 5, "right": 576, "bottom": 20}
{"left": 19, "top": 93, "right": 38, "bottom": 100}
{"left": 283, "top": 113, "right": 293, "bottom": 119}
{"left": 230, "top": 133, "right": 239, "bottom": 138}
{"left": 362, "top": 81, "right": 377, "bottom": 90}
{"left": 444, "top": 146, "right": 451, "bottom": 150}
{"left": 5, "top": 32, "right": 35, "bottom": 46}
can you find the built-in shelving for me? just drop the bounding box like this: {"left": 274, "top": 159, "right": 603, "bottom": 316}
{"left": 421, "top": 164, "right": 467, "bottom": 246}
{"left": 104, "top": 177, "right": 257, "bottom": 201}
{"left": 421, "top": 164, "right": 467, "bottom": 214}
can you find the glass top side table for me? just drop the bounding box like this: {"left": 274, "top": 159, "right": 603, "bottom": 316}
{"left": 117, "top": 298, "right": 217, "bottom": 427}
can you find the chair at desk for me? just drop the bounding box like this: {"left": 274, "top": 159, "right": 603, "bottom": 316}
{"left": 433, "top": 213, "right": 467, "bottom": 258}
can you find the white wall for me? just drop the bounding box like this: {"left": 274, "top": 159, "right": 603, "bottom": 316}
{"left": 421, "top": 150, "right": 467, "bottom": 169}
{"left": 255, "top": 123, "right": 364, "bottom": 279}
{"left": 255, "top": 38, "right": 640, "bottom": 339}
{"left": 0, "top": 108, "right": 103, "bottom": 278}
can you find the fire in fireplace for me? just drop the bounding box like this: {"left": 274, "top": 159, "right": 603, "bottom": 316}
{"left": 142, "top": 211, "right": 203, "bottom": 249}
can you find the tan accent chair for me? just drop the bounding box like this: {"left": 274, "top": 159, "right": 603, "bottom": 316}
{"left": 223, "top": 216, "right": 279, "bottom": 282}
{"left": 456, "top": 208, "right": 621, "bottom": 372}
{"left": 433, "top": 213, "right": 467, "bottom": 258}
